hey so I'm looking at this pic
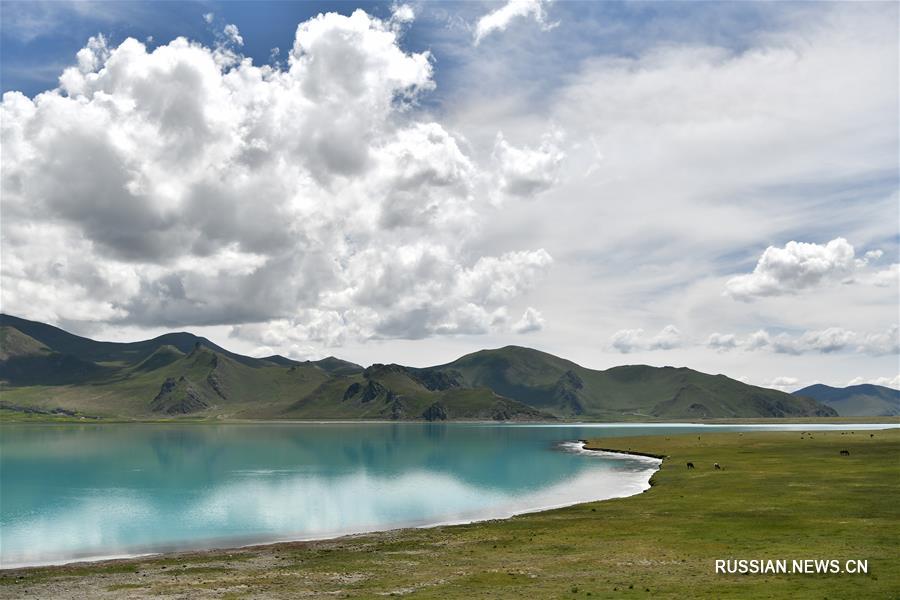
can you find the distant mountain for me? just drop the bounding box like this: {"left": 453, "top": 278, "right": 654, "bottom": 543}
{"left": 0, "top": 315, "right": 837, "bottom": 421}
{"left": 0, "top": 313, "right": 270, "bottom": 368}
{"left": 422, "top": 346, "right": 835, "bottom": 419}
{"left": 793, "top": 383, "right": 900, "bottom": 417}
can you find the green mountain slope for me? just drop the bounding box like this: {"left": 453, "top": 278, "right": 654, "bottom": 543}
{"left": 0, "top": 316, "right": 837, "bottom": 421}
{"left": 0, "top": 317, "right": 548, "bottom": 421}
{"left": 794, "top": 383, "right": 900, "bottom": 417}
{"left": 283, "top": 363, "right": 551, "bottom": 421}
{"left": 424, "top": 346, "right": 836, "bottom": 419}
{"left": 0, "top": 314, "right": 274, "bottom": 368}
{"left": 0, "top": 326, "right": 50, "bottom": 360}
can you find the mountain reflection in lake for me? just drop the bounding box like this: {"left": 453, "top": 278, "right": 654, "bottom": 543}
{"left": 1, "top": 421, "right": 888, "bottom": 566}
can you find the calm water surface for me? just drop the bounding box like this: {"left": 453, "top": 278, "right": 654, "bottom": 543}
{"left": 0, "top": 422, "right": 892, "bottom": 566}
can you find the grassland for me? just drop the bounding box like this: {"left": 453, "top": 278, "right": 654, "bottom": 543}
{"left": 2, "top": 428, "right": 897, "bottom": 599}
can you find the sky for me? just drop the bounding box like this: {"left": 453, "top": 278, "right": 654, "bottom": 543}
{"left": 1, "top": 0, "right": 898, "bottom": 391}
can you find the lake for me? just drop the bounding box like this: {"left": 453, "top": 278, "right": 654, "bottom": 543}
{"left": 0, "top": 421, "right": 892, "bottom": 567}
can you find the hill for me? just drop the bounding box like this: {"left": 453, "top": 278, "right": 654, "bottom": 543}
{"left": 0, "top": 316, "right": 547, "bottom": 421}
{"left": 793, "top": 383, "right": 900, "bottom": 417}
{"left": 422, "top": 346, "right": 835, "bottom": 419}
{"left": 0, "top": 315, "right": 837, "bottom": 421}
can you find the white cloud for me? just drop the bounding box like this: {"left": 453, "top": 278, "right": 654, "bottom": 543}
{"left": 232, "top": 311, "right": 362, "bottom": 352}
{"left": 707, "top": 325, "right": 898, "bottom": 356}
{"left": 868, "top": 263, "right": 899, "bottom": 287}
{"left": 492, "top": 130, "right": 565, "bottom": 200}
{"left": 788, "top": 327, "right": 857, "bottom": 354}
{"left": 0, "top": 10, "right": 551, "bottom": 344}
{"left": 223, "top": 24, "right": 243, "bottom": 47}
{"left": 609, "top": 328, "right": 644, "bottom": 354}
{"left": 203, "top": 12, "right": 214, "bottom": 24}
{"left": 846, "top": 374, "right": 900, "bottom": 390}
{"left": 436, "top": 3, "right": 897, "bottom": 384}
{"left": 864, "top": 249, "right": 884, "bottom": 261}
{"left": 514, "top": 307, "right": 545, "bottom": 333}
{"left": 707, "top": 332, "right": 738, "bottom": 352}
{"left": 765, "top": 376, "right": 801, "bottom": 392}
{"left": 473, "top": 0, "right": 553, "bottom": 45}
{"left": 1, "top": 2, "right": 896, "bottom": 388}
{"left": 649, "top": 324, "right": 682, "bottom": 350}
{"left": 75, "top": 34, "right": 110, "bottom": 74}
{"left": 857, "top": 325, "right": 900, "bottom": 356}
{"left": 390, "top": 4, "right": 415, "bottom": 25}
{"left": 610, "top": 325, "right": 681, "bottom": 353}
{"left": 724, "top": 238, "right": 879, "bottom": 301}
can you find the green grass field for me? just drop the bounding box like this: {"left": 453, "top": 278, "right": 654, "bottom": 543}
{"left": 2, "top": 429, "right": 897, "bottom": 599}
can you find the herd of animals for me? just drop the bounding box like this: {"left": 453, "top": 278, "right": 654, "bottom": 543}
{"left": 682, "top": 431, "right": 875, "bottom": 469}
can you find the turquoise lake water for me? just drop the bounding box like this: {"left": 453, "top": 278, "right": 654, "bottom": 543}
{"left": 0, "top": 422, "right": 892, "bottom": 567}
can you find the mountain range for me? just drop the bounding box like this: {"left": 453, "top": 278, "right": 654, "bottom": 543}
{"left": 0, "top": 314, "right": 841, "bottom": 421}
{"left": 793, "top": 383, "right": 900, "bottom": 417}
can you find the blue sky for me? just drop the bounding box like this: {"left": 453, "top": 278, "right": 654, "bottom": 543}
{"left": 1, "top": 1, "right": 897, "bottom": 390}
{"left": 3, "top": 1, "right": 815, "bottom": 99}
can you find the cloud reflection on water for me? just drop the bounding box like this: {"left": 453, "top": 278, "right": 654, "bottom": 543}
{"left": 1, "top": 450, "right": 657, "bottom": 567}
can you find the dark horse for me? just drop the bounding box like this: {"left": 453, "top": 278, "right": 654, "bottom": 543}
{"left": 686, "top": 462, "right": 695, "bottom": 469}
{"left": 840, "top": 450, "right": 850, "bottom": 456}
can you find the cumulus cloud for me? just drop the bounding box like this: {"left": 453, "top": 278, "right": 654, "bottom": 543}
{"left": 857, "top": 325, "right": 900, "bottom": 356}
{"left": 765, "top": 376, "right": 801, "bottom": 392}
{"left": 649, "top": 325, "right": 682, "bottom": 350}
{"left": 707, "top": 332, "right": 738, "bottom": 352}
{"left": 706, "top": 325, "right": 898, "bottom": 356}
{"left": 724, "top": 238, "right": 882, "bottom": 301}
{"left": 223, "top": 24, "right": 243, "bottom": 47}
{"left": 610, "top": 325, "right": 682, "bottom": 353}
{"left": 473, "top": 0, "right": 554, "bottom": 45}
{"left": 232, "top": 312, "right": 362, "bottom": 357}
{"left": 0, "top": 10, "right": 551, "bottom": 343}
{"left": 492, "top": 131, "right": 565, "bottom": 200}
{"left": 868, "top": 263, "right": 899, "bottom": 287}
{"left": 513, "top": 307, "right": 545, "bottom": 334}
{"left": 75, "top": 33, "right": 110, "bottom": 73}
{"left": 846, "top": 374, "right": 900, "bottom": 390}
{"left": 609, "top": 328, "right": 644, "bottom": 353}
{"left": 780, "top": 328, "right": 857, "bottom": 354}
{"left": 390, "top": 4, "right": 415, "bottom": 25}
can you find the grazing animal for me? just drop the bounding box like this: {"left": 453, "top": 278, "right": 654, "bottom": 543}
{"left": 870, "top": 434, "right": 874, "bottom": 438}
{"left": 714, "top": 463, "right": 721, "bottom": 470}
{"left": 686, "top": 462, "right": 695, "bottom": 469}
{"left": 840, "top": 450, "right": 850, "bottom": 456}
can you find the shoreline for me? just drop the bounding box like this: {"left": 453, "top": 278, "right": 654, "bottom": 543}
{"left": 2, "top": 415, "right": 898, "bottom": 426}
{"left": 1, "top": 442, "right": 663, "bottom": 571}
{"left": 2, "top": 429, "right": 897, "bottom": 598}
{"left": 2, "top": 424, "right": 894, "bottom": 568}
{"left": 579, "top": 439, "right": 667, "bottom": 460}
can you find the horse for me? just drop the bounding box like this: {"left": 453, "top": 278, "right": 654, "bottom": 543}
{"left": 714, "top": 463, "right": 721, "bottom": 470}
{"left": 686, "top": 462, "right": 695, "bottom": 469}
{"left": 840, "top": 450, "right": 850, "bottom": 456}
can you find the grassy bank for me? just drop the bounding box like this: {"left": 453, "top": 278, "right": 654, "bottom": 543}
{"left": 2, "top": 429, "right": 898, "bottom": 599}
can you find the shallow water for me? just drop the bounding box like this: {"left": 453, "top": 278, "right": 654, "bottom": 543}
{"left": 0, "top": 421, "right": 891, "bottom": 567}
